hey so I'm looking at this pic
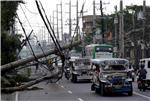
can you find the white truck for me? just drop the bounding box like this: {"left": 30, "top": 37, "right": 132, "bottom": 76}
{"left": 138, "top": 58, "right": 150, "bottom": 89}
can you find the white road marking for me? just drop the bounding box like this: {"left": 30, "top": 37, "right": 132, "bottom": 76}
{"left": 68, "top": 90, "right": 72, "bottom": 94}
{"left": 15, "top": 92, "right": 19, "bottom": 101}
{"left": 77, "top": 98, "right": 84, "bottom": 101}
{"left": 61, "top": 85, "right": 64, "bottom": 88}
{"left": 134, "top": 91, "right": 150, "bottom": 100}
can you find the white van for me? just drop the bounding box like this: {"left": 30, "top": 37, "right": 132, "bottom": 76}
{"left": 140, "top": 58, "right": 150, "bottom": 80}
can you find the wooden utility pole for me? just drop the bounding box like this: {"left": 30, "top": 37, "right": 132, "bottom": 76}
{"left": 56, "top": 4, "right": 59, "bottom": 40}
{"left": 69, "top": 0, "right": 72, "bottom": 39}
{"left": 60, "top": 1, "right": 63, "bottom": 40}
{"left": 119, "top": 0, "right": 124, "bottom": 58}
{"left": 114, "top": 6, "right": 118, "bottom": 57}
{"left": 53, "top": 11, "right": 55, "bottom": 32}
{"left": 93, "top": 0, "right": 96, "bottom": 43}
{"left": 142, "top": 0, "right": 146, "bottom": 58}
{"left": 76, "top": 0, "right": 79, "bottom": 38}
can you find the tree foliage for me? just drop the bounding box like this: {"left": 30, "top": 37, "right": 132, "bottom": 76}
{"left": 1, "top": 1, "right": 23, "bottom": 65}
{"left": 1, "top": 1, "right": 22, "bottom": 31}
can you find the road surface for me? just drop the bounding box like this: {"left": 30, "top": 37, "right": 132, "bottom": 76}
{"left": 2, "top": 77, "right": 150, "bottom": 101}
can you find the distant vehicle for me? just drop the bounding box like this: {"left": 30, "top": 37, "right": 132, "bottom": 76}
{"left": 68, "top": 57, "right": 92, "bottom": 83}
{"left": 85, "top": 44, "right": 113, "bottom": 59}
{"left": 91, "top": 58, "right": 133, "bottom": 96}
{"left": 138, "top": 58, "right": 150, "bottom": 90}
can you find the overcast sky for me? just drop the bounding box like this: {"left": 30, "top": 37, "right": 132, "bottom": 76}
{"left": 16, "top": 0, "right": 150, "bottom": 42}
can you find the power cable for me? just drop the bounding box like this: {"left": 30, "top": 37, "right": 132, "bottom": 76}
{"left": 23, "top": 4, "right": 38, "bottom": 15}
{"left": 38, "top": 1, "right": 63, "bottom": 52}
{"left": 17, "top": 15, "right": 38, "bottom": 62}
{"left": 19, "top": 4, "right": 53, "bottom": 71}
{"left": 35, "top": 0, "right": 62, "bottom": 56}
{"left": 35, "top": 0, "right": 65, "bottom": 83}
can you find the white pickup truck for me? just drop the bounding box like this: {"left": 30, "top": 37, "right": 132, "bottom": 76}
{"left": 138, "top": 58, "right": 150, "bottom": 89}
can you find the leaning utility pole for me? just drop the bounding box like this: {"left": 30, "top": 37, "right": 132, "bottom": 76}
{"left": 100, "top": 0, "right": 104, "bottom": 43}
{"left": 1, "top": 41, "right": 81, "bottom": 73}
{"left": 119, "top": 0, "right": 124, "bottom": 58}
{"left": 93, "top": 0, "right": 96, "bottom": 43}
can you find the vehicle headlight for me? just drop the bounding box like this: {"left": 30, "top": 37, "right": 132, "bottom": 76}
{"left": 103, "top": 75, "right": 108, "bottom": 78}
{"left": 107, "top": 76, "right": 112, "bottom": 80}
{"left": 126, "top": 78, "right": 132, "bottom": 82}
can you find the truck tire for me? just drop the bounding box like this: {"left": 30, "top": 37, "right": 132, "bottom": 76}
{"left": 100, "top": 83, "right": 105, "bottom": 96}
{"left": 128, "top": 90, "right": 133, "bottom": 96}
{"left": 91, "top": 83, "right": 95, "bottom": 91}
{"left": 128, "top": 83, "right": 133, "bottom": 96}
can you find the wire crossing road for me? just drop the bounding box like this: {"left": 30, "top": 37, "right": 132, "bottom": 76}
{"left": 2, "top": 78, "right": 150, "bottom": 101}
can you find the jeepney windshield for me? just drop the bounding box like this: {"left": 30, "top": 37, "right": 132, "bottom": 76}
{"left": 74, "top": 59, "right": 90, "bottom": 66}
{"left": 103, "top": 65, "right": 126, "bottom": 71}
{"left": 96, "top": 59, "right": 129, "bottom": 71}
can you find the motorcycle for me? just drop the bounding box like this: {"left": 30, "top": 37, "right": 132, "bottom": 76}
{"left": 137, "top": 75, "right": 147, "bottom": 91}
{"left": 65, "top": 67, "right": 70, "bottom": 80}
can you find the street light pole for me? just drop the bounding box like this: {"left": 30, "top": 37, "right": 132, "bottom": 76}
{"left": 142, "top": 0, "right": 146, "bottom": 58}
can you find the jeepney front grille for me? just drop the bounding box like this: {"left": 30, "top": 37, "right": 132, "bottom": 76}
{"left": 111, "top": 77, "right": 124, "bottom": 85}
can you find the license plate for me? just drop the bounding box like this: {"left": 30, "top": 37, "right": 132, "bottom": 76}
{"left": 114, "top": 85, "right": 122, "bottom": 89}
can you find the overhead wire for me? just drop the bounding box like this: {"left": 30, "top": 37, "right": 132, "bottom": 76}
{"left": 38, "top": 0, "right": 65, "bottom": 82}
{"left": 38, "top": 1, "right": 63, "bottom": 52}
{"left": 35, "top": 0, "right": 65, "bottom": 83}
{"left": 35, "top": 0, "right": 62, "bottom": 55}
{"left": 23, "top": 4, "right": 38, "bottom": 15}
{"left": 70, "top": 0, "right": 86, "bottom": 46}
{"left": 19, "top": 4, "right": 54, "bottom": 72}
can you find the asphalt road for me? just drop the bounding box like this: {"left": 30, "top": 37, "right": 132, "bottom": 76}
{"left": 2, "top": 77, "right": 150, "bottom": 101}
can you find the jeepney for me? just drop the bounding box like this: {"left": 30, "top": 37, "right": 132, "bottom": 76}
{"left": 91, "top": 58, "right": 133, "bottom": 96}
{"left": 69, "top": 57, "right": 92, "bottom": 83}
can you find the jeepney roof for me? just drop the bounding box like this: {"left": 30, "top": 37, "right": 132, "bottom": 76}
{"left": 86, "top": 44, "right": 113, "bottom": 48}
{"left": 70, "top": 57, "right": 90, "bottom": 62}
{"left": 69, "top": 56, "right": 80, "bottom": 61}
{"left": 140, "top": 58, "right": 150, "bottom": 61}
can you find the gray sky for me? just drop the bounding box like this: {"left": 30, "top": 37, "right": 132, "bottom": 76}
{"left": 16, "top": 0, "right": 150, "bottom": 42}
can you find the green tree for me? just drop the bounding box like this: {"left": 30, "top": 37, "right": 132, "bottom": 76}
{"left": 1, "top": 1, "right": 23, "bottom": 65}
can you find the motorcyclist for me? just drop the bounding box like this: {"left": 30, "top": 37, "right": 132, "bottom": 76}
{"left": 137, "top": 64, "right": 147, "bottom": 91}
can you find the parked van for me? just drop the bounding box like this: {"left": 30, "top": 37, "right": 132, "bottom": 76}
{"left": 138, "top": 58, "right": 150, "bottom": 89}
{"left": 139, "top": 58, "right": 150, "bottom": 79}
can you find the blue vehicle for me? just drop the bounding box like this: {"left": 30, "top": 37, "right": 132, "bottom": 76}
{"left": 90, "top": 58, "right": 133, "bottom": 96}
